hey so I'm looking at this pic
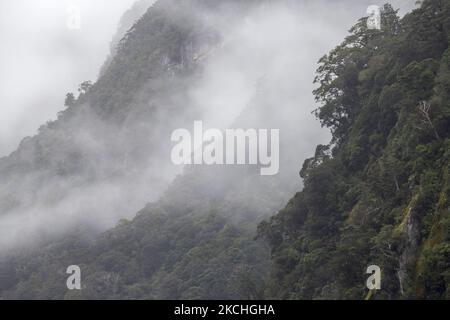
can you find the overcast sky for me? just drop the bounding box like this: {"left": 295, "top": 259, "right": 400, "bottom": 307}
{"left": 0, "top": 0, "right": 416, "bottom": 157}
{"left": 0, "top": 0, "right": 138, "bottom": 157}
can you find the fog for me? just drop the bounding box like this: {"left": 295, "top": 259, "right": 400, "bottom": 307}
{"left": 0, "top": 0, "right": 416, "bottom": 157}
{"left": 0, "top": 0, "right": 146, "bottom": 157}
{"left": 0, "top": 0, "right": 417, "bottom": 254}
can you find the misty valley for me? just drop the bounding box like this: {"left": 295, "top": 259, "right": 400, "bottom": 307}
{"left": 0, "top": 0, "right": 449, "bottom": 304}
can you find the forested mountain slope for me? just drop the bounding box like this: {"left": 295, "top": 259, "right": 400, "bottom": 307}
{"left": 259, "top": 0, "right": 450, "bottom": 299}
{"left": 99, "top": 0, "right": 156, "bottom": 77}
{"left": 0, "top": 76, "right": 300, "bottom": 300}
{"left": 0, "top": 0, "right": 261, "bottom": 251}
{"left": 1, "top": 0, "right": 448, "bottom": 301}
{"left": 0, "top": 0, "right": 303, "bottom": 299}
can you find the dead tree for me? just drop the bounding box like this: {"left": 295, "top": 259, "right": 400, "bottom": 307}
{"left": 418, "top": 101, "right": 440, "bottom": 140}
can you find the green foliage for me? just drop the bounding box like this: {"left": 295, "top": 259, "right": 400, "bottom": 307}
{"left": 0, "top": 0, "right": 278, "bottom": 300}
{"left": 77, "top": 81, "right": 93, "bottom": 96}
{"left": 260, "top": 0, "right": 450, "bottom": 299}
{"left": 64, "top": 93, "right": 76, "bottom": 108}
{"left": 1, "top": 0, "right": 449, "bottom": 301}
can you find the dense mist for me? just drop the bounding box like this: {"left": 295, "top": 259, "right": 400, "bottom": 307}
{"left": 0, "top": 0, "right": 416, "bottom": 254}
{"left": 0, "top": 0, "right": 149, "bottom": 156}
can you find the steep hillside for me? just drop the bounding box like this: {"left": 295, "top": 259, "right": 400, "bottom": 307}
{"left": 1, "top": 0, "right": 447, "bottom": 301}
{"left": 0, "top": 46, "right": 306, "bottom": 298}
{"left": 259, "top": 1, "right": 450, "bottom": 299}
{"left": 0, "top": 0, "right": 257, "bottom": 251}
{"left": 99, "top": 0, "right": 156, "bottom": 77}
{"left": 0, "top": 80, "right": 301, "bottom": 299}
{"left": 0, "top": 0, "right": 303, "bottom": 299}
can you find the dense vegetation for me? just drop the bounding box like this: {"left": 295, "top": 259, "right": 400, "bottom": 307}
{"left": 0, "top": 160, "right": 296, "bottom": 299}
{"left": 0, "top": 0, "right": 290, "bottom": 299}
{"left": 0, "top": 0, "right": 449, "bottom": 300}
{"left": 259, "top": 0, "right": 450, "bottom": 299}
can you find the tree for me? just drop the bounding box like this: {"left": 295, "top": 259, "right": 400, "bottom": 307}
{"left": 78, "top": 81, "right": 93, "bottom": 95}
{"left": 418, "top": 100, "right": 441, "bottom": 140}
{"left": 64, "top": 93, "right": 76, "bottom": 107}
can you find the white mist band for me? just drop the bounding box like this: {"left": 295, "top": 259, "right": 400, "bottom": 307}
{"left": 171, "top": 121, "right": 280, "bottom": 176}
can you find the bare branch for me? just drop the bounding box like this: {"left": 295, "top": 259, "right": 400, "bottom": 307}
{"left": 417, "top": 101, "right": 440, "bottom": 140}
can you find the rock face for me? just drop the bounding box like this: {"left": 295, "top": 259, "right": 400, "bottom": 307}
{"left": 398, "top": 204, "right": 421, "bottom": 295}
